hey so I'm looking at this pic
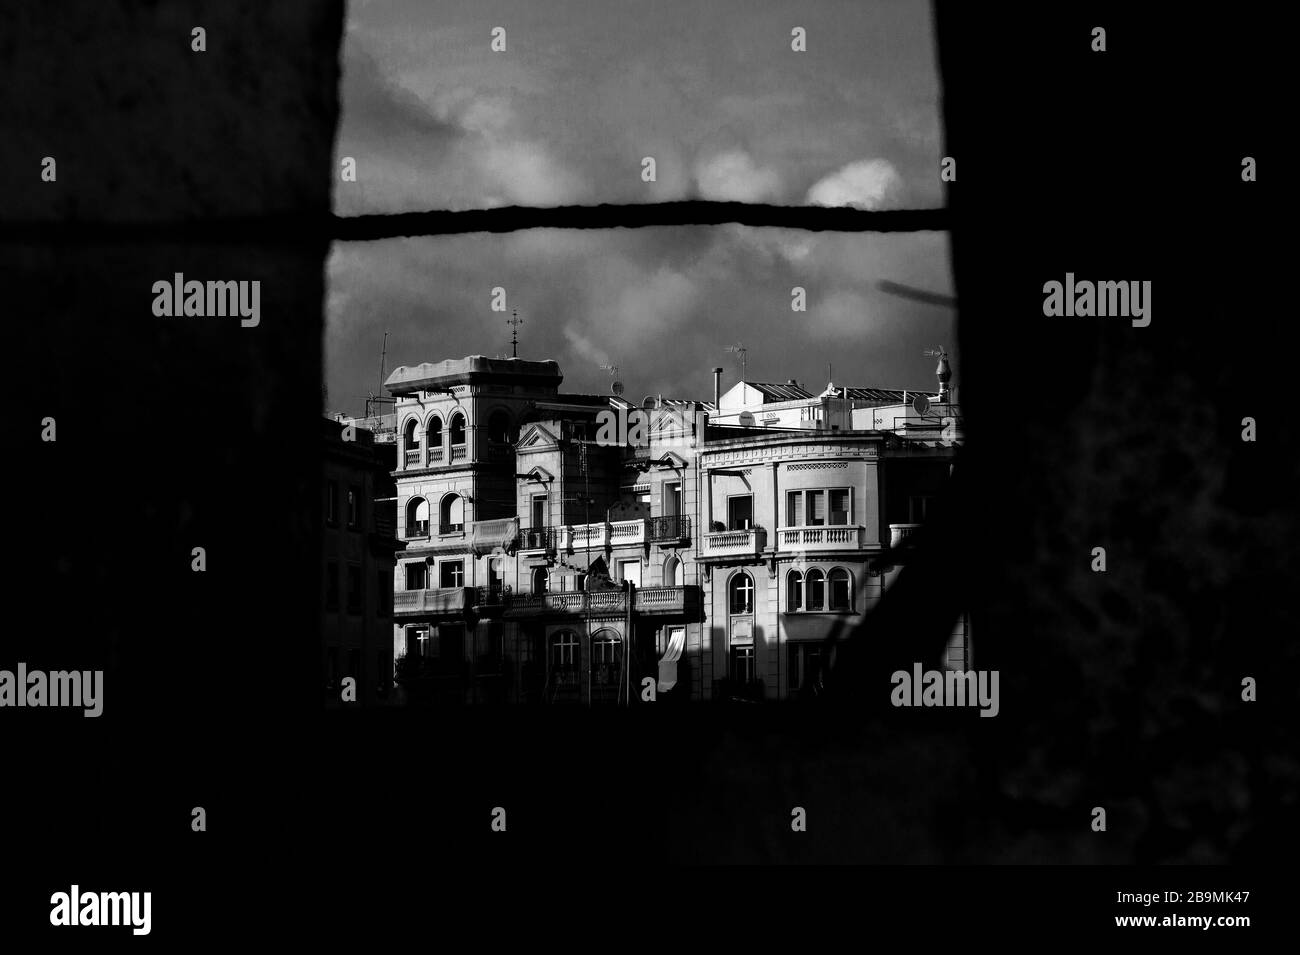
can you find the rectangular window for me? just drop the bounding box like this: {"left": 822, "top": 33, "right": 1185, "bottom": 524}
{"left": 346, "top": 564, "right": 362, "bottom": 613}
{"left": 618, "top": 559, "right": 641, "bottom": 588}
{"left": 663, "top": 482, "right": 681, "bottom": 517}
{"left": 909, "top": 495, "right": 931, "bottom": 523}
{"left": 727, "top": 495, "right": 753, "bottom": 531}
{"left": 531, "top": 494, "right": 546, "bottom": 529}
{"left": 786, "top": 490, "right": 803, "bottom": 527}
{"left": 325, "top": 561, "right": 339, "bottom": 610}
{"left": 806, "top": 489, "right": 825, "bottom": 526}
{"left": 440, "top": 560, "right": 465, "bottom": 588}
{"left": 829, "top": 488, "right": 851, "bottom": 525}
{"left": 407, "top": 626, "right": 430, "bottom": 659}
{"left": 405, "top": 561, "right": 427, "bottom": 591}
{"left": 661, "top": 625, "right": 685, "bottom": 657}
{"left": 325, "top": 481, "right": 339, "bottom": 526}
{"left": 805, "top": 646, "right": 823, "bottom": 689}
{"left": 730, "top": 646, "right": 755, "bottom": 684}
{"left": 347, "top": 486, "right": 361, "bottom": 529}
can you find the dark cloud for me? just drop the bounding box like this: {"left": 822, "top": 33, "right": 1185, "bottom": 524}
{"left": 334, "top": 0, "right": 944, "bottom": 212}
{"left": 326, "top": 227, "right": 956, "bottom": 412}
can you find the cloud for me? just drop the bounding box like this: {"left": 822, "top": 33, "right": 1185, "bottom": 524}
{"left": 564, "top": 324, "right": 613, "bottom": 368}
{"left": 694, "top": 150, "right": 782, "bottom": 203}
{"left": 809, "top": 290, "right": 874, "bottom": 337}
{"left": 609, "top": 267, "right": 698, "bottom": 338}
{"left": 806, "top": 158, "right": 904, "bottom": 209}
{"left": 479, "top": 140, "right": 586, "bottom": 206}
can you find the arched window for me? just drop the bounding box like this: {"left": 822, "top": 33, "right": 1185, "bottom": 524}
{"left": 663, "top": 555, "right": 680, "bottom": 587}
{"left": 828, "top": 568, "right": 852, "bottom": 611}
{"left": 403, "top": 418, "right": 420, "bottom": 450}
{"left": 426, "top": 415, "right": 443, "bottom": 460}
{"left": 449, "top": 412, "right": 467, "bottom": 446}
{"left": 591, "top": 629, "right": 622, "bottom": 686}
{"left": 787, "top": 570, "right": 804, "bottom": 611}
{"left": 439, "top": 493, "right": 464, "bottom": 533}
{"left": 729, "top": 572, "right": 754, "bottom": 615}
{"left": 550, "top": 630, "right": 578, "bottom": 671}
{"left": 488, "top": 410, "right": 513, "bottom": 445}
{"left": 805, "top": 568, "right": 825, "bottom": 611}
{"left": 532, "top": 566, "right": 549, "bottom": 595}
{"left": 405, "top": 497, "right": 429, "bottom": 538}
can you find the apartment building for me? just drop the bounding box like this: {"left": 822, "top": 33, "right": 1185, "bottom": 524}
{"left": 322, "top": 416, "right": 401, "bottom": 706}
{"left": 380, "top": 353, "right": 967, "bottom": 704}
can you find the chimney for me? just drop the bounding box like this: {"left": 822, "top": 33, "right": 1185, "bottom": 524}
{"left": 712, "top": 367, "right": 723, "bottom": 407}
{"left": 936, "top": 354, "right": 952, "bottom": 403}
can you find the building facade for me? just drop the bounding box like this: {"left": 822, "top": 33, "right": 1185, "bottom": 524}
{"left": 377, "top": 354, "right": 968, "bottom": 705}
{"left": 322, "top": 416, "right": 401, "bottom": 706}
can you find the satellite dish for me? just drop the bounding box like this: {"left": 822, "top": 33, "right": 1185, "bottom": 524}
{"left": 912, "top": 394, "right": 931, "bottom": 416}
{"left": 738, "top": 411, "right": 755, "bottom": 426}
{"left": 611, "top": 380, "right": 625, "bottom": 396}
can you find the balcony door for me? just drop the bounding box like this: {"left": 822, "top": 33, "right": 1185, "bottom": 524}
{"left": 727, "top": 495, "right": 753, "bottom": 531}
{"left": 663, "top": 482, "right": 681, "bottom": 517}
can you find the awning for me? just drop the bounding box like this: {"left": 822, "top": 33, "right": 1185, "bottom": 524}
{"left": 469, "top": 517, "right": 519, "bottom": 558}
{"left": 657, "top": 628, "right": 686, "bottom": 692}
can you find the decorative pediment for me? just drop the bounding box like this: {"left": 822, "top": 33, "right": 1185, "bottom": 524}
{"left": 651, "top": 451, "right": 689, "bottom": 470}
{"left": 516, "top": 424, "right": 560, "bottom": 453}
{"left": 521, "top": 465, "right": 555, "bottom": 483}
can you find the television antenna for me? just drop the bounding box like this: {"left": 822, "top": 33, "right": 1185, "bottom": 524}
{"left": 599, "top": 364, "right": 624, "bottom": 396}
{"left": 727, "top": 343, "right": 749, "bottom": 380}
{"left": 364, "top": 331, "right": 396, "bottom": 419}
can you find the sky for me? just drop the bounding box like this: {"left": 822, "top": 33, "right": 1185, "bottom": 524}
{"left": 326, "top": 0, "right": 953, "bottom": 413}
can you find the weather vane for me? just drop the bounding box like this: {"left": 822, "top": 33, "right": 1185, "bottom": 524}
{"left": 507, "top": 308, "right": 524, "bottom": 358}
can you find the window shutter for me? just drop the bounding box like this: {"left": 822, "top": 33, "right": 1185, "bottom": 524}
{"left": 809, "top": 490, "right": 825, "bottom": 525}
{"left": 830, "top": 489, "right": 849, "bottom": 524}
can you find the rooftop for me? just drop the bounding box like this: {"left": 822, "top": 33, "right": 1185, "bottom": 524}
{"left": 385, "top": 356, "right": 563, "bottom": 395}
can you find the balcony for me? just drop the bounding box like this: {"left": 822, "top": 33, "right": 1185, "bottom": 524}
{"left": 393, "top": 587, "right": 471, "bottom": 617}
{"left": 404, "top": 448, "right": 422, "bottom": 468}
{"left": 450, "top": 444, "right": 468, "bottom": 463}
{"left": 516, "top": 526, "right": 556, "bottom": 552}
{"left": 504, "top": 590, "right": 625, "bottom": 618}
{"left": 608, "top": 519, "right": 646, "bottom": 547}
{"left": 568, "top": 521, "right": 609, "bottom": 551}
{"left": 701, "top": 527, "right": 767, "bottom": 560}
{"left": 427, "top": 443, "right": 445, "bottom": 465}
{"left": 648, "top": 515, "right": 690, "bottom": 544}
{"left": 777, "top": 525, "right": 865, "bottom": 552}
{"left": 550, "top": 668, "right": 581, "bottom": 689}
{"left": 438, "top": 523, "right": 465, "bottom": 536}
{"left": 889, "top": 523, "right": 921, "bottom": 547}
{"left": 634, "top": 585, "right": 700, "bottom": 616}
{"left": 500, "top": 586, "right": 699, "bottom": 619}
{"left": 472, "top": 585, "right": 511, "bottom": 612}
{"left": 405, "top": 520, "right": 430, "bottom": 540}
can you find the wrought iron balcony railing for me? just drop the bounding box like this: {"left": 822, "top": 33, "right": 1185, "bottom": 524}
{"left": 648, "top": 515, "right": 690, "bottom": 542}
